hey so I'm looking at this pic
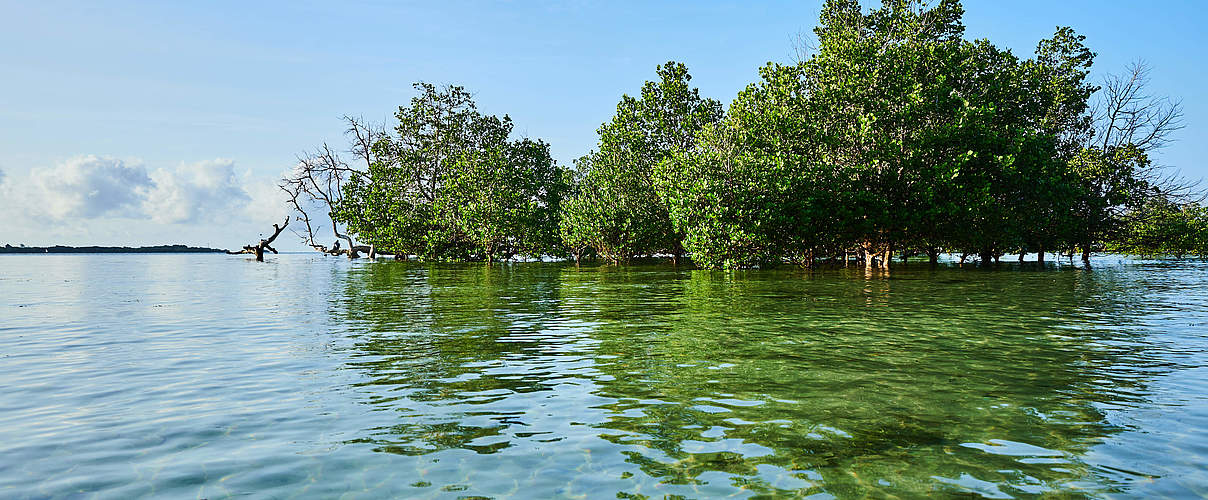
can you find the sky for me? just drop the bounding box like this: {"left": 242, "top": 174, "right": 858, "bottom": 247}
{"left": 1, "top": 1, "right": 1205, "bottom": 249}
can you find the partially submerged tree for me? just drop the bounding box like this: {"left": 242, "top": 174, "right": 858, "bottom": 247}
{"left": 656, "top": 63, "right": 820, "bottom": 270}
{"left": 227, "top": 217, "right": 289, "bottom": 261}
{"left": 280, "top": 116, "right": 383, "bottom": 259}
{"left": 1063, "top": 60, "right": 1190, "bottom": 262}
{"left": 655, "top": 1, "right": 1192, "bottom": 269}
{"left": 288, "top": 83, "right": 565, "bottom": 262}
{"left": 435, "top": 138, "right": 567, "bottom": 263}
{"left": 335, "top": 83, "right": 516, "bottom": 259}
{"left": 561, "top": 62, "right": 723, "bottom": 264}
{"left": 278, "top": 0, "right": 1198, "bottom": 268}
{"left": 660, "top": 0, "right": 982, "bottom": 270}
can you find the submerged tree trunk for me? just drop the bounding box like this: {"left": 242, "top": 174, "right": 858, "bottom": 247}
{"left": 859, "top": 241, "right": 892, "bottom": 271}
{"left": 337, "top": 232, "right": 356, "bottom": 260}
{"left": 979, "top": 250, "right": 994, "bottom": 266}
{"left": 227, "top": 217, "right": 289, "bottom": 262}
{"left": 1037, "top": 243, "right": 1045, "bottom": 263}
{"left": 927, "top": 248, "right": 939, "bottom": 265}
{"left": 797, "top": 248, "right": 816, "bottom": 269}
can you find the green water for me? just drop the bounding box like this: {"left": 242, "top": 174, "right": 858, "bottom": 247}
{"left": 1, "top": 255, "right": 1206, "bottom": 498}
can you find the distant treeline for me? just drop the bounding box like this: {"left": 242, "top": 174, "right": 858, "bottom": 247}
{"left": 0, "top": 245, "right": 225, "bottom": 254}
{"left": 283, "top": 0, "right": 1206, "bottom": 269}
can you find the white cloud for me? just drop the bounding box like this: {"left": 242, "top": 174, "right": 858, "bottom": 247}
{"left": 0, "top": 156, "right": 315, "bottom": 249}
{"left": 142, "top": 159, "right": 250, "bottom": 224}
{"left": 241, "top": 169, "right": 291, "bottom": 226}
{"left": 2, "top": 155, "right": 287, "bottom": 229}
{"left": 28, "top": 155, "right": 154, "bottom": 220}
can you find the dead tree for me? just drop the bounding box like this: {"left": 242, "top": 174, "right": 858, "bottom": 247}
{"left": 281, "top": 144, "right": 357, "bottom": 258}
{"left": 228, "top": 217, "right": 289, "bottom": 261}
{"left": 1093, "top": 60, "right": 1196, "bottom": 201}
{"left": 280, "top": 116, "right": 387, "bottom": 259}
{"left": 1095, "top": 61, "right": 1183, "bottom": 154}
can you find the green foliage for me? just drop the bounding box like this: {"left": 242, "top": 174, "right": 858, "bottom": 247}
{"left": 560, "top": 62, "right": 722, "bottom": 264}
{"left": 334, "top": 83, "right": 563, "bottom": 261}
{"left": 437, "top": 139, "right": 567, "bottom": 261}
{"left": 1110, "top": 197, "right": 1208, "bottom": 258}
{"left": 651, "top": 0, "right": 1185, "bottom": 268}
{"left": 655, "top": 63, "right": 823, "bottom": 269}
{"left": 314, "top": 0, "right": 1197, "bottom": 267}
{"left": 1067, "top": 144, "right": 1150, "bottom": 252}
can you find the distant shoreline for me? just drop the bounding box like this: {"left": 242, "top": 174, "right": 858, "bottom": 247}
{"left": 0, "top": 245, "right": 226, "bottom": 254}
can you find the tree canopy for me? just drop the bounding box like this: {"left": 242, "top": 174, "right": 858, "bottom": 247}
{"left": 286, "top": 0, "right": 1198, "bottom": 268}
{"left": 560, "top": 62, "right": 723, "bottom": 264}
{"left": 325, "top": 83, "right": 567, "bottom": 262}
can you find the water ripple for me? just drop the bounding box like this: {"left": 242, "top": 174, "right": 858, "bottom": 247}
{"left": 1, "top": 255, "right": 1207, "bottom": 498}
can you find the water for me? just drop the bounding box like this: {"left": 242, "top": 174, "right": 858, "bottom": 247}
{"left": 1, "top": 254, "right": 1207, "bottom": 499}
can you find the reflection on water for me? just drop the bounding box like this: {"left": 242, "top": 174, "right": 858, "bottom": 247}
{"left": 1, "top": 255, "right": 1207, "bottom": 498}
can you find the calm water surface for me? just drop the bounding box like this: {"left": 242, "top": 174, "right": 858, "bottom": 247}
{"left": 1, "top": 254, "right": 1207, "bottom": 499}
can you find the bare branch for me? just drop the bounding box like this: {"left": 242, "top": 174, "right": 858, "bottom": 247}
{"left": 344, "top": 115, "right": 385, "bottom": 173}
{"left": 279, "top": 144, "right": 360, "bottom": 258}
{"left": 790, "top": 31, "right": 816, "bottom": 64}
{"left": 1094, "top": 60, "right": 1185, "bottom": 154}
{"left": 227, "top": 216, "right": 289, "bottom": 261}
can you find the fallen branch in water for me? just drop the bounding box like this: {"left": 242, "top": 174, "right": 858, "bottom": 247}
{"left": 227, "top": 217, "right": 289, "bottom": 262}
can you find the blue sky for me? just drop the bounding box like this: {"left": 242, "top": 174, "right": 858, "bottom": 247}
{"left": 1, "top": 1, "right": 1204, "bottom": 248}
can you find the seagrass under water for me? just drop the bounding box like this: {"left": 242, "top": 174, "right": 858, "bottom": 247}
{"left": 1, "top": 254, "right": 1205, "bottom": 498}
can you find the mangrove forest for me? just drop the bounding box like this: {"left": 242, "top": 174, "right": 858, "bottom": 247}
{"left": 281, "top": 0, "right": 1205, "bottom": 269}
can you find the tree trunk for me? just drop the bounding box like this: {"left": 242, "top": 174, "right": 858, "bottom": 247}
{"left": 1037, "top": 243, "right": 1045, "bottom": 263}
{"left": 979, "top": 250, "right": 994, "bottom": 266}
{"left": 1081, "top": 244, "right": 1091, "bottom": 264}
{"left": 859, "top": 244, "right": 888, "bottom": 271}
{"left": 927, "top": 248, "right": 939, "bottom": 265}
{"left": 1018, "top": 252, "right": 1025, "bottom": 263}
{"left": 228, "top": 217, "right": 288, "bottom": 262}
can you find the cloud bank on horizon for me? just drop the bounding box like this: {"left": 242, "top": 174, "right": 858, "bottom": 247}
{"left": 0, "top": 155, "right": 289, "bottom": 248}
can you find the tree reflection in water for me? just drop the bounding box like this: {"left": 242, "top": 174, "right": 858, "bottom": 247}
{"left": 333, "top": 261, "right": 1173, "bottom": 498}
